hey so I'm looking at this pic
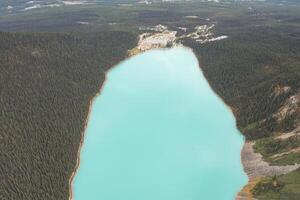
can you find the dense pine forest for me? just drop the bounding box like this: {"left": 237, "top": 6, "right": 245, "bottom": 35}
{"left": 0, "top": 0, "right": 300, "bottom": 199}
{"left": 0, "top": 31, "right": 136, "bottom": 199}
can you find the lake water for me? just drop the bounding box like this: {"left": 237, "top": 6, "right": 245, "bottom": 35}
{"left": 73, "top": 47, "right": 247, "bottom": 200}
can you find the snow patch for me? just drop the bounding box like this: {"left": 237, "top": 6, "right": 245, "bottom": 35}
{"left": 77, "top": 21, "right": 91, "bottom": 25}
{"left": 23, "top": 3, "right": 60, "bottom": 11}
{"left": 61, "top": 1, "right": 88, "bottom": 5}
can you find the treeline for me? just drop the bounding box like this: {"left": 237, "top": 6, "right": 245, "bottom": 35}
{"left": 183, "top": 26, "right": 300, "bottom": 140}
{"left": 254, "top": 136, "right": 299, "bottom": 157}
{"left": 0, "top": 31, "right": 136, "bottom": 199}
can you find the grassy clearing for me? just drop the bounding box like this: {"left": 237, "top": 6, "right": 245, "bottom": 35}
{"left": 254, "top": 169, "right": 300, "bottom": 200}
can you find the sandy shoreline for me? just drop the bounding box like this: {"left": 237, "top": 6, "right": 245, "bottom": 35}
{"left": 241, "top": 142, "right": 300, "bottom": 179}
{"left": 68, "top": 78, "right": 107, "bottom": 200}
{"left": 236, "top": 141, "right": 300, "bottom": 200}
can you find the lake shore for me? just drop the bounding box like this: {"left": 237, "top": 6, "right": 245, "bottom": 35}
{"left": 68, "top": 49, "right": 137, "bottom": 200}
{"left": 68, "top": 78, "right": 107, "bottom": 200}
{"left": 68, "top": 48, "right": 139, "bottom": 200}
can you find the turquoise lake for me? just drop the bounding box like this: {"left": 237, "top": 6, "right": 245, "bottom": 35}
{"left": 73, "top": 47, "right": 248, "bottom": 200}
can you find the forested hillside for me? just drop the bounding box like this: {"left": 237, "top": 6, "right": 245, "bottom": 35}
{"left": 184, "top": 26, "right": 300, "bottom": 140}
{"left": 0, "top": 0, "right": 299, "bottom": 199}
{"left": 0, "top": 31, "right": 136, "bottom": 199}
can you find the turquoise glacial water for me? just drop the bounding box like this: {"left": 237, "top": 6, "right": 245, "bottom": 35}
{"left": 73, "top": 47, "right": 248, "bottom": 200}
